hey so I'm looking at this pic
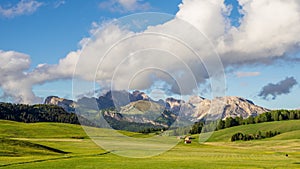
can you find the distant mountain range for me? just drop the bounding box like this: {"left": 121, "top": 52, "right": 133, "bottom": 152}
{"left": 44, "top": 90, "right": 270, "bottom": 129}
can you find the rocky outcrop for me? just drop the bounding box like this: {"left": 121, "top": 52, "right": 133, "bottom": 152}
{"left": 96, "top": 90, "right": 150, "bottom": 110}
{"left": 191, "top": 96, "right": 270, "bottom": 120}
{"left": 44, "top": 96, "right": 76, "bottom": 113}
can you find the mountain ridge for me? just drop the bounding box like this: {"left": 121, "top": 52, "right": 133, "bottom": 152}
{"left": 44, "top": 91, "right": 270, "bottom": 127}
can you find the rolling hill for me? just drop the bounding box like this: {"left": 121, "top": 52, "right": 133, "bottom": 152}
{"left": 205, "top": 120, "right": 300, "bottom": 142}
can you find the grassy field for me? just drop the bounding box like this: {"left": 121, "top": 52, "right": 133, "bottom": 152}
{"left": 205, "top": 120, "right": 300, "bottom": 142}
{"left": 0, "top": 120, "right": 299, "bottom": 169}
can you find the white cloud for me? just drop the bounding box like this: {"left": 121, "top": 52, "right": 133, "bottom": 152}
{"left": 0, "top": 50, "right": 42, "bottom": 103}
{"left": 99, "top": 0, "right": 150, "bottom": 13}
{"left": 176, "top": 0, "right": 230, "bottom": 43}
{"left": 219, "top": 0, "right": 300, "bottom": 65}
{"left": 0, "top": 0, "right": 43, "bottom": 18}
{"left": 70, "top": 0, "right": 300, "bottom": 99}
{"left": 0, "top": 49, "right": 80, "bottom": 103}
{"left": 173, "top": 0, "right": 300, "bottom": 66}
{"left": 235, "top": 71, "right": 260, "bottom": 78}
{"left": 1, "top": 0, "right": 300, "bottom": 104}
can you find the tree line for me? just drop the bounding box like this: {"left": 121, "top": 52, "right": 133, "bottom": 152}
{"left": 190, "top": 109, "right": 300, "bottom": 134}
{"left": 216, "top": 109, "right": 300, "bottom": 130}
{"left": 0, "top": 102, "right": 95, "bottom": 126}
{"left": 104, "top": 115, "right": 166, "bottom": 133}
{"left": 231, "top": 130, "right": 280, "bottom": 141}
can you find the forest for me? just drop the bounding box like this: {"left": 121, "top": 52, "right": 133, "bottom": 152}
{"left": 0, "top": 102, "right": 95, "bottom": 126}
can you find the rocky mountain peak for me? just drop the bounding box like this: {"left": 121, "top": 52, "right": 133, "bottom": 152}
{"left": 192, "top": 96, "right": 270, "bottom": 120}
{"left": 187, "top": 96, "right": 206, "bottom": 106}
{"left": 44, "top": 96, "right": 76, "bottom": 113}
{"left": 165, "top": 97, "right": 183, "bottom": 110}
{"left": 221, "top": 96, "right": 255, "bottom": 105}
{"left": 131, "top": 90, "right": 150, "bottom": 101}
{"left": 96, "top": 90, "right": 150, "bottom": 109}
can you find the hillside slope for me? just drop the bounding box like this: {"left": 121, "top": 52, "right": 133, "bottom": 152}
{"left": 206, "top": 120, "right": 300, "bottom": 142}
{"left": 0, "top": 120, "right": 87, "bottom": 138}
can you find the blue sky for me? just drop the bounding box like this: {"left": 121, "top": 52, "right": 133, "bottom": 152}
{"left": 0, "top": 0, "right": 299, "bottom": 109}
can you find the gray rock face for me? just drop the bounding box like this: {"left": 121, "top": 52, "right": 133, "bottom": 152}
{"left": 157, "top": 96, "right": 269, "bottom": 121}
{"left": 116, "top": 95, "right": 269, "bottom": 124}
{"left": 44, "top": 96, "right": 76, "bottom": 113}
{"left": 189, "top": 96, "right": 270, "bottom": 120}
{"left": 96, "top": 90, "right": 150, "bottom": 110}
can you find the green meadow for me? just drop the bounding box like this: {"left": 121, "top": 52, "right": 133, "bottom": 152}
{"left": 0, "top": 120, "right": 299, "bottom": 169}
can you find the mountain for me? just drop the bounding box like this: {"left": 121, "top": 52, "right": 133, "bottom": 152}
{"left": 117, "top": 100, "right": 175, "bottom": 127}
{"left": 190, "top": 96, "right": 270, "bottom": 120}
{"left": 120, "top": 100, "right": 164, "bottom": 115}
{"left": 0, "top": 91, "right": 271, "bottom": 133}
{"left": 44, "top": 96, "right": 76, "bottom": 113}
{"left": 43, "top": 91, "right": 270, "bottom": 129}
{"left": 90, "top": 90, "right": 150, "bottom": 110}
{"left": 162, "top": 96, "right": 269, "bottom": 120}
{"left": 45, "top": 90, "right": 150, "bottom": 111}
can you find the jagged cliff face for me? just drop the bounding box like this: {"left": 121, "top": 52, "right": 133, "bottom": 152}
{"left": 166, "top": 98, "right": 182, "bottom": 110}
{"left": 159, "top": 96, "right": 269, "bottom": 120}
{"left": 132, "top": 90, "right": 150, "bottom": 101}
{"left": 44, "top": 96, "right": 76, "bottom": 113}
{"left": 96, "top": 90, "right": 150, "bottom": 110}
{"left": 190, "top": 96, "right": 270, "bottom": 120}
{"left": 221, "top": 96, "right": 269, "bottom": 118}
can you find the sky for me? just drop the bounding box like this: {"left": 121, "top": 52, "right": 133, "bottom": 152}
{"left": 0, "top": 0, "right": 299, "bottom": 110}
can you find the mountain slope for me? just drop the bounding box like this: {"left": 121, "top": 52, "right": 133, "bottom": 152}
{"left": 44, "top": 96, "right": 76, "bottom": 113}
{"left": 191, "top": 96, "right": 270, "bottom": 120}
{"left": 165, "top": 96, "right": 269, "bottom": 121}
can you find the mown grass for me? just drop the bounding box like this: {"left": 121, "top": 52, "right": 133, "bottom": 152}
{"left": 0, "top": 120, "right": 299, "bottom": 169}
{"left": 2, "top": 143, "right": 300, "bottom": 169}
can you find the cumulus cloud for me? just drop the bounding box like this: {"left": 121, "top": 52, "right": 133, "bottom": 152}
{"left": 1, "top": 0, "right": 300, "bottom": 104}
{"left": 176, "top": 0, "right": 230, "bottom": 43}
{"left": 0, "top": 49, "right": 81, "bottom": 103}
{"left": 99, "top": 0, "right": 151, "bottom": 13}
{"left": 0, "top": 0, "right": 43, "bottom": 18}
{"left": 235, "top": 71, "right": 260, "bottom": 78}
{"left": 258, "top": 77, "right": 298, "bottom": 100}
{"left": 0, "top": 50, "right": 41, "bottom": 103}
{"left": 73, "top": 20, "right": 217, "bottom": 96}
{"left": 219, "top": 0, "right": 300, "bottom": 65}
{"left": 76, "top": 0, "right": 300, "bottom": 99}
